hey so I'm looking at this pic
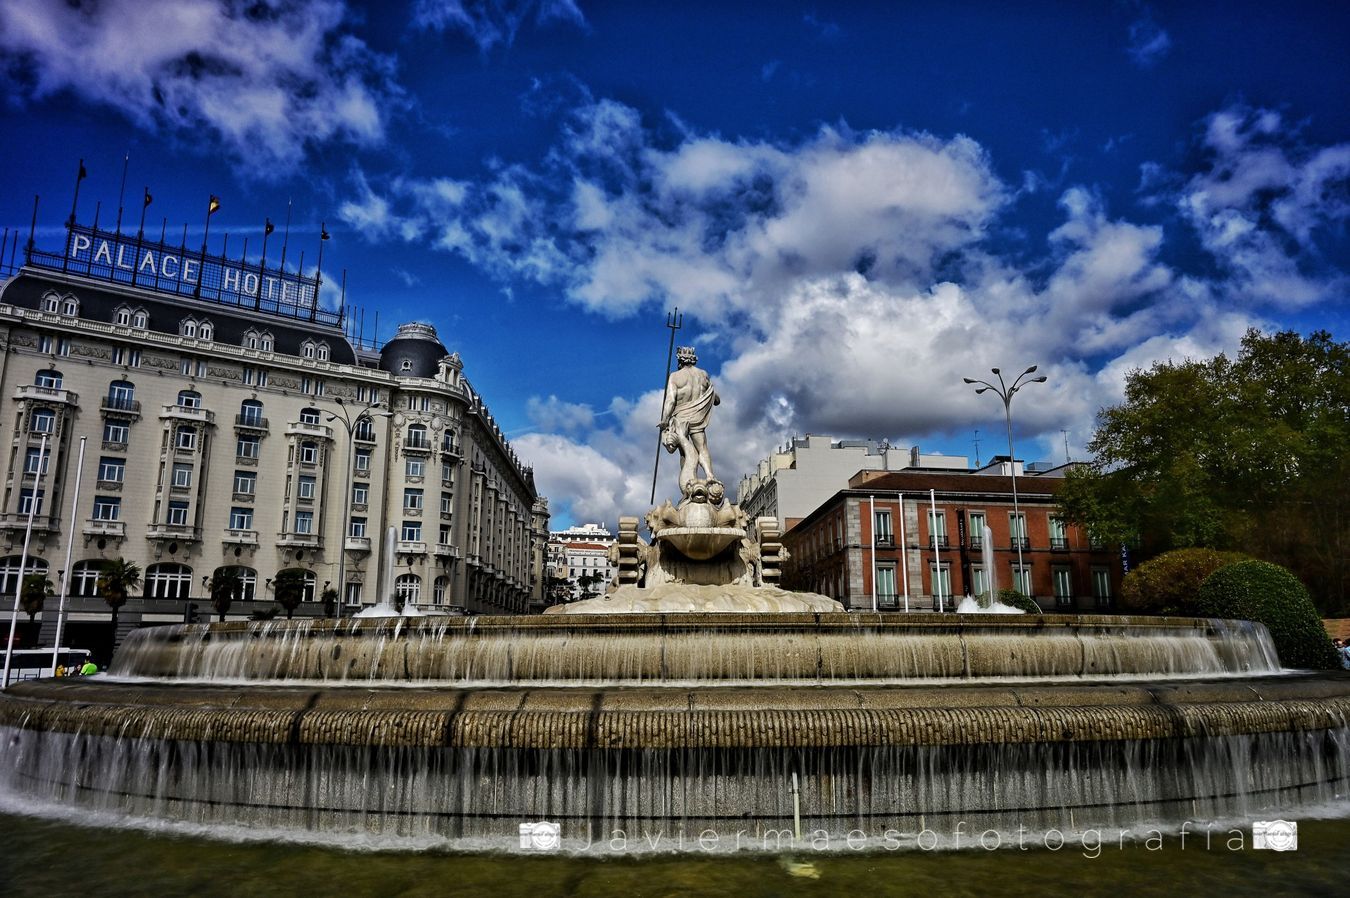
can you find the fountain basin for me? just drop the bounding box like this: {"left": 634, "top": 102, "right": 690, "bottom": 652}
{"left": 653, "top": 526, "right": 745, "bottom": 561}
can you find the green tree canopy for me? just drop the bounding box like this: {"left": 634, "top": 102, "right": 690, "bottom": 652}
{"left": 1058, "top": 329, "right": 1349, "bottom": 612}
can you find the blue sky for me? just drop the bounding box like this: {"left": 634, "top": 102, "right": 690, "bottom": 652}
{"left": 0, "top": 1, "right": 1346, "bottom": 528}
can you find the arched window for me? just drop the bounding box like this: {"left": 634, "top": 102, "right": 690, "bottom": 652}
{"left": 181, "top": 319, "right": 197, "bottom": 338}
{"left": 433, "top": 576, "right": 449, "bottom": 606}
{"left": 239, "top": 399, "right": 263, "bottom": 426}
{"left": 107, "top": 380, "right": 135, "bottom": 410}
{"left": 301, "top": 341, "right": 316, "bottom": 359}
{"left": 395, "top": 574, "right": 421, "bottom": 606}
{"left": 199, "top": 321, "right": 214, "bottom": 341}
{"left": 42, "top": 293, "right": 60, "bottom": 313}
{"left": 277, "top": 568, "right": 317, "bottom": 603}
{"left": 316, "top": 343, "right": 329, "bottom": 361}
{"left": 115, "top": 306, "right": 132, "bottom": 326}
{"left": 0, "top": 556, "right": 48, "bottom": 597}
{"left": 244, "top": 330, "right": 259, "bottom": 350}
{"left": 211, "top": 565, "right": 257, "bottom": 603}
{"left": 177, "top": 390, "right": 202, "bottom": 409}
{"left": 299, "top": 407, "right": 321, "bottom": 425}
{"left": 71, "top": 560, "right": 104, "bottom": 597}
{"left": 145, "top": 563, "right": 192, "bottom": 600}
{"left": 407, "top": 423, "right": 428, "bottom": 449}
{"left": 132, "top": 309, "right": 149, "bottom": 329}
{"left": 35, "top": 369, "right": 63, "bottom": 389}
{"left": 259, "top": 332, "right": 274, "bottom": 351}
{"left": 62, "top": 296, "right": 78, "bottom": 316}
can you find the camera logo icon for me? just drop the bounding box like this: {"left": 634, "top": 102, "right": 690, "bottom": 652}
{"left": 519, "top": 821, "right": 561, "bottom": 851}
{"left": 1253, "top": 819, "right": 1298, "bottom": 851}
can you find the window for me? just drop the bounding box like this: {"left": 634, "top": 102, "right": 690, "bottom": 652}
{"left": 241, "top": 367, "right": 256, "bottom": 385}
{"left": 352, "top": 484, "right": 368, "bottom": 507}
{"left": 24, "top": 448, "right": 50, "bottom": 476}
{"left": 875, "top": 566, "right": 897, "bottom": 607}
{"left": 30, "top": 408, "right": 55, "bottom": 433}
{"left": 354, "top": 448, "right": 371, "bottom": 473}
{"left": 172, "top": 463, "right": 192, "bottom": 489}
{"left": 166, "top": 501, "right": 189, "bottom": 526}
{"left": 874, "top": 509, "right": 893, "bottom": 544}
{"left": 927, "top": 510, "right": 947, "bottom": 548}
{"left": 294, "top": 511, "right": 314, "bottom": 534}
{"left": 260, "top": 333, "right": 273, "bottom": 351}
{"left": 107, "top": 380, "right": 135, "bottom": 409}
{"left": 433, "top": 577, "right": 449, "bottom": 606}
{"left": 1011, "top": 563, "right": 1032, "bottom": 597}
{"left": 0, "top": 557, "right": 47, "bottom": 598}
{"left": 18, "top": 489, "right": 43, "bottom": 515}
{"left": 177, "top": 390, "right": 202, "bottom": 409}
{"left": 349, "top": 517, "right": 367, "bottom": 538}
{"left": 405, "top": 458, "right": 424, "bottom": 478}
{"left": 441, "top": 463, "right": 453, "bottom": 485}
{"left": 298, "top": 475, "right": 316, "bottom": 500}
{"left": 112, "top": 347, "right": 140, "bottom": 367}
{"left": 181, "top": 319, "right": 197, "bottom": 338}
{"left": 145, "top": 563, "right": 192, "bottom": 600}
{"left": 407, "top": 424, "right": 428, "bottom": 449}
{"left": 1009, "top": 513, "right": 1028, "bottom": 550}
{"left": 1050, "top": 517, "right": 1069, "bottom": 550}
{"left": 115, "top": 306, "right": 132, "bottom": 326}
{"left": 233, "top": 471, "right": 256, "bottom": 496}
{"left": 104, "top": 418, "right": 130, "bottom": 445}
{"left": 302, "top": 341, "right": 316, "bottom": 359}
{"left": 401, "top": 521, "right": 422, "bottom": 541}
{"left": 1092, "top": 568, "right": 1112, "bottom": 609}
{"left": 239, "top": 400, "right": 264, "bottom": 425}
{"left": 299, "top": 442, "right": 319, "bottom": 465}
{"left": 438, "top": 524, "right": 451, "bottom": 545}
{"left": 92, "top": 496, "right": 121, "bottom": 521}
{"left": 343, "top": 582, "right": 363, "bottom": 607}
{"left": 62, "top": 297, "right": 78, "bottom": 316}
{"left": 175, "top": 426, "right": 197, "bottom": 450}
{"left": 394, "top": 574, "right": 421, "bottom": 605}
{"left": 929, "top": 564, "right": 951, "bottom": 605}
{"left": 71, "top": 561, "right": 102, "bottom": 597}
{"left": 404, "top": 488, "right": 423, "bottom": 511}
{"left": 237, "top": 435, "right": 261, "bottom": 459}
{"left": 229, "top": 507, "right": 253, "bottom": 530}
{"left": 199, "top": 322, "right": 213, "bottom": 341}
{"left": 968, "top": 512, "right": 986, "bottom": 548}
{"left": 972, "top": 565, "right": 989, "bottom": 599}
{"left": 42, "top": 294, "right": 59, "bottom": 313}
{"left": 133, "top": 309, "right": 148, "bottom": 329}
{"left": 354, "top": 418, "right": 375, "bottom": 441}
{"left": 38, "top": 335, "right": 52, "bottom": 354}
{"left": 244, "top": 330, "right": 259, "bottom": 350}
{"left": 299, "top": 407, "right": 321, "bottom": 425}
{"left": 97, "top": 457, "right": 125, "bottom": 483}
{"left": 1053, "top": 567, "right": 1073, "bottom": 606}
{"left": 316, "top": 343, "right": 329, "bottom": 361}
{"left": 440, "top": 493, "right": 452, "bottom": 515}
{"left": 54, "top": 338, "right": 70, "bottom": 356}
{"left": 35, "top": 369, "right": 62, "bottom": 389}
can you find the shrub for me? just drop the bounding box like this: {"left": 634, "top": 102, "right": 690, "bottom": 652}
{"left": 997, "top": 588, "right": 1042, "bottom": 614}
{"left": 1195, "top": 560, "right": 1339, "bottom": 670}
{"left": 1120, "top": 548, "right": 1249, "bottom": 615}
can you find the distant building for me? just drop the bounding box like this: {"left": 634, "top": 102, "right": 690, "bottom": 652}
{"left": 548, "top": 522, "right": 616, "bottom": 601}
{"left": 736, "top": 435, "right": 969, "bottom": 529}
{"left": 781, "top": 463, "right": 1120, "bottom": 612}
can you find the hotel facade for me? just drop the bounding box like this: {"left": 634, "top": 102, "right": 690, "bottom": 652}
{"left": 0, "top": 221, "right": 546, "bottom": 657}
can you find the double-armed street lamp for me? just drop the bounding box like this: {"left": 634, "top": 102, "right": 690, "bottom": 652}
{"left": 964, "top": 366, "right": 1048, "bottom": 589}
{"left": 327, "top": 397, "right": 392, "bottom": 620}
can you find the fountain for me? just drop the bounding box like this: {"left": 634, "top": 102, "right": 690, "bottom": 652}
{"left": 1, "top": 346, "right": 1348, "bottom": 851}
{"left": 353, "top": 527, "right": 424, "bottom": 618}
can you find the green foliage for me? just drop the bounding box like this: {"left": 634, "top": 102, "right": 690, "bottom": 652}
{"left": 1058, "top": 329, "right": 1349, "bottom": 613}
{"left": 1195, "top": 560, "right": 1339, "bottom": 670}
{"left": 273, "top": 569, "right": 307, "bottom": 619}
{"left": 997, "top": 588, "right": 1042, "bottom": 614}
{"left": 20, "top": 574, "right": 52, "bottom": 620}
{"left": 1119, "top": 548, "right": 1250, "bottom": 615}
{"left": 208, "top": 567, "right": 245, "bottom": 622}
{"left": 96, "top": 558, "right": 141, "bottom": 631}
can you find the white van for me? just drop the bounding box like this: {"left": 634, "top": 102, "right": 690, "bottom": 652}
{"left": 2, "top": 648, "right": 93, "bottom": 685}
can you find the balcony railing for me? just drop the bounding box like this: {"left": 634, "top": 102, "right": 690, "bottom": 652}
{"left": 434, "top": 543, "right": 462, "bottom": 559}
{"left": 1010, "top": 537, "right": 1030, "bottom": 550}
{"left": 1050, "top": 537, "right": 1069, "bottom": 551}
{"left": 222, "top": 529, "right": 258, "bottom": 545}
{"left": 875, "top": 534, "right": 894, "bottom": 547}
{"left": 0, "top": 513, "right": 58, "bottom": 531}
{"left": 396, "top": 540, "right": 427, "bottom": 554}
{"left": 928, "top": 535, "right": 949, "bottom": 549}
{"left": 234, "top": 414, "right": 269, "bottom": 431}
{"left": 15, "top": 384, "right": 77, "bottom": 405}
{"left": 101, "top": 396, "right": 141, "bottom": 416}
{"left": 147, "top": 523, "right": 200, "bottom": 541}
{"left": 344, "top": 536, "right": 372, "bottom": 552}
{"left": 405, "top": 437, "right": 431, "bottom": 452}
{"left": 276, "top": 532, "right": 321, "bottom": 548}
{"left": 969, "top": 536, "right": 984, "bottom": 549}
{"left": 286, "top": 421, "right": 333, "bottom": 440}
{"left": 161, "top": 403, "right": 214, "bottom": 424}
{"left": 82, "top": 519, "right": 125, "bottom": 537}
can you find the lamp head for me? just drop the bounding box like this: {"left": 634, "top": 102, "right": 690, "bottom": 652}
{"left": 962, "top": 377, "right": 976, "bottom": 384}
{"left": 1031, "top": 375, "right": 1047, "bottom": 383}
{"left": 991, "top": 367, "right": 1001, "bottom": 375}
{"left": 1024, "top": 365, "right": 1038, "bottom": 375}
{"left": 975, "top": 387, "right": 989, "bottom": 395}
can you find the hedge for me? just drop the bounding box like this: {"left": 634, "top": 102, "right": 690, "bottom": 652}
{"left": 1195, "top": 560, "right": 1339, "bottom": 670}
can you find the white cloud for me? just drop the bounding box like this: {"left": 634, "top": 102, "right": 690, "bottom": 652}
{"left": 0, "top": 0, "right": 399, "bottom": 173}
{"left": 1126, "top": 10, "right": 1172, "bottom": 68}
{"left": 411, "top": 0, "right": 587, "bottom": 52}
{"left": 525, "top": 395, "right": 595, "bottom": 434}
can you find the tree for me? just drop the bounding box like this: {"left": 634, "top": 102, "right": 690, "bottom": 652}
{"left": 576, "top": 571, "right": 604, "bottom": 600}
{"left": 1059, "top": 329, "right": 1349, "bottom": 612}
{"left": 273, "top": 569, "right": 307, "bottom": 620}
{"left": 20, "top": 573, "right": 52, "bottom": 621}
{"left": 96, "top": 558, "right": 141, "bottom": 633}
{"left": 207, "top": 567, "right": 244, "bottom": 622}
{"left": 543, "top": 573, "right": 572, "bottom": 606}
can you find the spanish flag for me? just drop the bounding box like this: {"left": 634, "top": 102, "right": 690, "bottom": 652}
{"left": 208, "top": 195, "right": 221, "bottom": 215}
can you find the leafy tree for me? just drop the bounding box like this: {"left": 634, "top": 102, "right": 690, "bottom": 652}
{"left": 207, "top": 567, "right": 245, "bottom": 622}
{"left": 273, "top": 569, "right": 307, "bottom": 620}
{"left": 96, "top": 558, "right": 141, "bottom": 633}
{"left": 321, "top": 586, "right": 338, "bottom": 617}
{"left": 20, "top": 573, "right": 52, "bottom": 621}
{"left": 1195, "top": 560, "right": 1339, "bottom": 670}
{"left": 1059, "top": 329, "right": 1349, "bottom": 613}
{"left": 1119, "top": 548, "right": 1250, "bottom": 615}
{"left": 544, "top": 573, "right": 572, "bottom": 606}
{"left": 576, "top": 571, "right": 604, "bottom": 600}
{"left": 997, "top": 588, "right": 1041, "bottom": 614}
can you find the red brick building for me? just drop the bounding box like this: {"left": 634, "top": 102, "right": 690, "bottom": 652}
{"left": 781, "top": 464, "right": 1124, "bottom": 612}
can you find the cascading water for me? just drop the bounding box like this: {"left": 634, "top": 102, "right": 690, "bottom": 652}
{"left": 1, "top": 612, "right": 1348, "bottom": 852}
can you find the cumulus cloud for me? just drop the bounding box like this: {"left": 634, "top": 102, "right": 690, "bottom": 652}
{"left": 1126, "top": 9, "right": 1171, "bottom": 68}
{"left": 411, "top": 0, "right": 587, "bottom": 52}
{"left": 0, "top": 0, "right": 399, "bottom": 173}
{"left": 343, "top": 96, "right": 1345, "bottom": 526}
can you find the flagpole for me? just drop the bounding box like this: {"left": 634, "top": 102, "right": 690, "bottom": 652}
{"left": 63, "top": 159, "right": 86, "bottom": 272}
{"left": 195, "top": 196, "right": 219, "bottom": 298}
{"left": 313, "top": 222, "right": 330, "bottom": 321}
{"left": 132, "top": 187, "right": 151, "bottom": 286}
{"left": 256, "top": 218, "right": 273, "bottom": 309}
{"left": 114, "top": 153, "right": 129, "bottom": 235}
{"left": 50, "top": 437, "right": 87, "bottom": 677}
{"left": 279, "top": 199, "right": 292, "bottom": 273}
{"left": 3, "top": 435, "right": 48, "bottom": 688}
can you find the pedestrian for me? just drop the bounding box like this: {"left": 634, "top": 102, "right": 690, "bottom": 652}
{"left": 80, "top": 659, "right": 98, "bottom": 676}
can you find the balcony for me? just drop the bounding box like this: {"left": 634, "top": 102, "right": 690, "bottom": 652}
{"left": 969, "top": 536, "right": 984, "bottom": 549}
{"left": 276, "top": 532, "right": 321, "bottom": 548}
{"left": 147, "top": 523, "right": 200, "bottom": 541}
{"left": 928, "top": 535, "right": 949, "bottom": 549}
{"left": 82, "top": 519, "right": 125, "bottom": 538}
{"left": 1010, "top": 537, "right": 1030, "bottom": 550}
{"left": 440, "top": 440, "right": 461, "bottom": 458}
{"left": 15, "top": 384, "right": 77, "bottom": 405}
{"left": 286, "top": 421, "right": 333, "bottom": 440}
{"left": 396, "top": 540, "right": 427, "bottom": 555}
{"left": 161, "top": 404, "right": 214, "bottom": 425}
{"left": 234, "top": 414, "right": 269, "bottom": 433}
{"left": 434, "top": 543, "right": 462, "bottom": 559}
{"left": 100, "top": 396, "right": 141, "bottom": 418}
{"left": 404, "top": 437, "right": 432, "bottom": 454}
{"left": 344, "top": 536, "right": 371, "bottom": 553}
{"left": 221, "top": 529, "right": 258, "bottom": 546}
{"left": 353, "top": 429, "right": 377, "bottom": 444}
{"left": 875, "top": 534, "right": 894, "bottom": 548}
{"left": 1050, "top": 537, "right": 1069, "bottom": 551}
{"left": 0, "top": 513, "right": 57, "bottom": 532}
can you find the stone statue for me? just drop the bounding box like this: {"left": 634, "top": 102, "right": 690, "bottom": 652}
{"left": 660, "top": 346, "right": 720, "bottom": 493}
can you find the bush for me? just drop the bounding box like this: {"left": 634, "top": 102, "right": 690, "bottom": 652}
{"left": 1120, "top": 548, "right": 1249, "bottom": 615}
{"left": 1195, "top": 560, "right": 1339, "bottom": 670}
{"left": 997, "top": 588, "right": 1042, "bottom": 614}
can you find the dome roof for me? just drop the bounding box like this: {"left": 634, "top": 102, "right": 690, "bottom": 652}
{"left": 379, "top": 322, "right": 449, "bottom": 378}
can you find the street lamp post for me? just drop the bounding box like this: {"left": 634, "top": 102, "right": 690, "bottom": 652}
{"left": 964, "top": 366, "right": 1047, "bottom": 594}
{"left": 326, "top": 397, "right": 392, "bottom": 620}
